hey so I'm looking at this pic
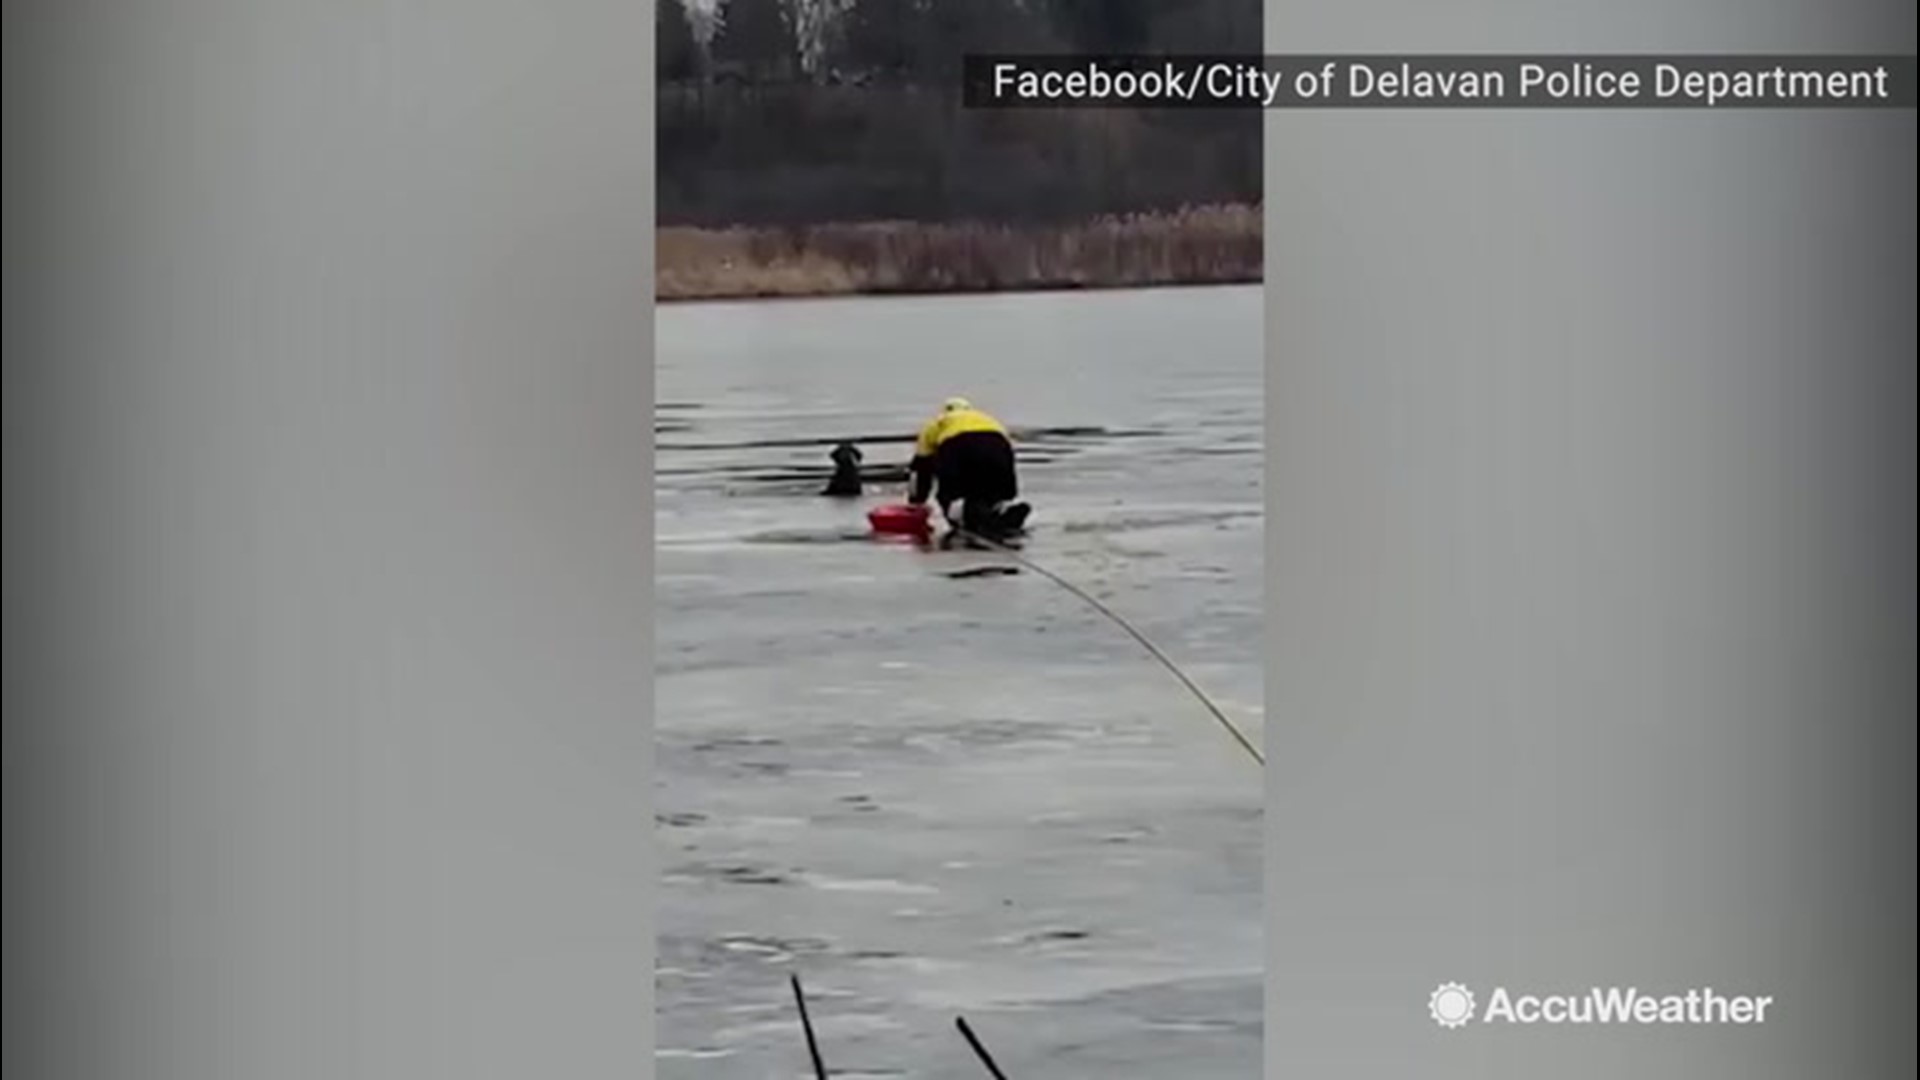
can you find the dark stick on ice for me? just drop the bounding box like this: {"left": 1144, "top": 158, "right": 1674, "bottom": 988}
{"left": 955, "top": 1016, "right": 1011, "bottom": 1079}
{"left": 791, "top": 973, "right": 830, "bottom": 1079}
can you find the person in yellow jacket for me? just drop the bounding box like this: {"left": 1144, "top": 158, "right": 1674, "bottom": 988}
{"left": 907, "top": 397, "right": 1031, "bottom": 538}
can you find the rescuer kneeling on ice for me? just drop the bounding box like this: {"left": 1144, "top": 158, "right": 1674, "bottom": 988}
{"left": 907, "top": 397, "right": 1031, "bottom": 541}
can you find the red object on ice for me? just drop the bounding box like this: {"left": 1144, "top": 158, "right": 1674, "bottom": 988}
{"left": 868, "top": 502, "right": 933, "bottom": 536}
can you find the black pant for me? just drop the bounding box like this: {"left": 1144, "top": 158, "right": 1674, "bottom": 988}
{"left": 912, "top": 430, "right": 1018, "bottom": 529}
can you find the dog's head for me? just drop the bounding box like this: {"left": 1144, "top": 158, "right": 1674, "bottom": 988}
{"left": 829, "top": 442, "right": 863, "bottom": 469}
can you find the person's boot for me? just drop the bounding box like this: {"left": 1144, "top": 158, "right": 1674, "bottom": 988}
{"left": 954, "top": 504, "right": 999, "bottom": 547}
{"left": 975, "top": 501, "right": 1028, "bottom": 538}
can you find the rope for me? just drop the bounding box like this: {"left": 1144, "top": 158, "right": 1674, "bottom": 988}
{"left": 953, "top": 525, "right": 1264, "bottom": 767}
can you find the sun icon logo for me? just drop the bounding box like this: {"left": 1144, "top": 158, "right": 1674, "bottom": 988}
{"left": 1429, "top": 982, "right": 1475, "bottom": 1029}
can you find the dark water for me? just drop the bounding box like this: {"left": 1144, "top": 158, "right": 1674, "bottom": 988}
{"left": 656, "top": 286, "right": 1263, "bottom": 1079}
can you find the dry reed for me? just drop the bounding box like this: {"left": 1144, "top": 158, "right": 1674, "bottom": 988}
{"left": 656, "top": 204, "right": 1263, "bottom": 301}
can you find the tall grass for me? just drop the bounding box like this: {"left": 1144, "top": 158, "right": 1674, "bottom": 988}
{"left": 656, "top": 204, "right": 1263, "bottom": 301}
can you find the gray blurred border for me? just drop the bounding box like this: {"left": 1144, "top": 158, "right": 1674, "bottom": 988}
{"left": 3, "top": 3, "right": 656, "bottom": 1078}
{"left": 1266, "top": 1, "right": 1916, "bottom": 1077}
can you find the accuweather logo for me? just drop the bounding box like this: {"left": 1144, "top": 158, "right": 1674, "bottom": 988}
{"left": 1429, "top": 983, "right": 1477, "bottom": 1028}
{"left": 1428, "top": 982, "right": 1776, "bottom": 1029}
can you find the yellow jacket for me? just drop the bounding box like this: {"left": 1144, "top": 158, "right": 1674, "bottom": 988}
{"left": 913, "top": 405, "right": 1007, "bottom": 459}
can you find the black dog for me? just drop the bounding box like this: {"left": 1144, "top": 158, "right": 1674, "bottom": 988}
{"left": 821, "top": 442, "right": 864, "bottom": 497}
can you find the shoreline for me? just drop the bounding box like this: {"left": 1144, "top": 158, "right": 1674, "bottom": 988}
{"left": 655, "top": 275, "right": 1264, "bottom": 306}
{"left": 656, "top": 204, "right": 1262, "bottom": 303}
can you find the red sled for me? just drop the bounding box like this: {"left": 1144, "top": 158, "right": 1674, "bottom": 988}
{"left": 867, "top": 502, "right": 933, "bottom": 537}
